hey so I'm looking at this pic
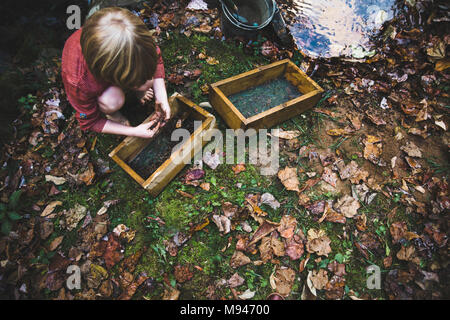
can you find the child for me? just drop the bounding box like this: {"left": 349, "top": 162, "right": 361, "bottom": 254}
{"left": 61, "top": 7, "right": 171, "bottom": 138}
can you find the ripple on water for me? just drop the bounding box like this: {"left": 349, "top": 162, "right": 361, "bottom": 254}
{"left": 285, "top": 0, "right": 396, "bottom": 58}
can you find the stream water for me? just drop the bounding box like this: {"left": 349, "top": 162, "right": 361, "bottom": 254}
{"left": 283, "top": 0, "right": 397, "bottom": 58}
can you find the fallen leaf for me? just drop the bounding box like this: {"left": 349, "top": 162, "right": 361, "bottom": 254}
{"left": 426, "top": 41, "right": 445, "bottom": 62}
{"left": 97, "top": 199, "right": 120, "bottom": 216}
{"left": 334, "top": 195, "right": 360, "bottom": 218}
{"left": 334, "top": 160, "right": 358, "bottom": 180}
{"left": 206, "top": 56, "right": 219, "bottom": 65}
{"left": 203, "top": 151, "right": 220, "bottom": 169}
{"left": 230, "top": 251, "right": 251, "bottom": 268}
{"left": 40, "top": 219, "right": 54, "bottom": 240}
{"left": 174, "top": 265, "right": 193, "bottom": 283}
{"left": 272, "top": 129, "right": 301, "bottom": 140}
{"left": 405, "top": 156, "right": 421, "bottom": 169}
{"left": 247, "top": 219, "right": 279, "bottom": 247}
{"left": 200, "top": 182, "right": 210, "bottom": 191}
{"left": 259, "top": 233, "right": 285, "bottom": 262}
{"left": 79, "top": 163, "right": 95, "bottom": 186}
{"left": 228, "top": 273, "right": 245, "bottom": 288}
{"left": 162, "top": 286, "right": 180, "bottom": 300}
{"left": 260, "top": 193, "right": 280, "bottom": 210}
{"left": 49, "top": 236, "right": 64, "bottom": 251}
{"left": 45, "top": 175, "right": 66, "bottom": 185}
{"left": 232, "top": 164, "right": 246, "bottom": 174}
{"left": 306, "top": 200, "right": 325, "bottom": 215}
{"left": 435, "top": 57, "right": 450, "bottom": 71}
{"left": 277, "top": 215, "right": 297, "bottom": 239}
{"left": 285, "top": 235, "right": 304, "bottom": 260}
{"left": 320, "top": 204, "right": 346, "bottom": 224}
{"left": 278, "top": 167, "right": 300, "bottom": 192}
{"left": 328, "top": 261, "right": 346, "bottom": 276}
{"left": 270, "top": 267, "right": 296, "bottom": 297}
{"left": 63, "top": 204, "right": 87, "bottom": 231}
{"left": 238, "top": 288, "right": 256, "bottom": 300}
{"left": 310, "top": 269, "right": 329, "bottom": 290}
{"left": 41, "top": 201, "right": 62, "bottom": 217}
{"left": 400, "top": 141, "right": 422, "bottom": 158}
{"left": 103, "top": 234, "right": 123, "bottom": 269}
{"left": 435, "top": 120, "right": 447, "bottom": 131}
{"left": 322, "top": 167, "right": 338, "bottom": 187}
{"left": 222, "top": 202, "right": 238, "bottom": 218}
{"left": 396, "top": 245, "right": 420, "bottom": 264}
{"left": 363, "top": 135, "right": 385, "bottom": 166}
{"left": 306, "top": 229, "right": 332, "bottom": 257}
{"left": 184, "top": 168, "right": 205, "bottom": 184}
{"left": 299, "top": 178, "right": 321, "bottom": 193}
{"left": 212, "top": 215, "right": 231, "bottom": 234}
{"left": 306, "top": 271, "right": 317, "bottom": 297}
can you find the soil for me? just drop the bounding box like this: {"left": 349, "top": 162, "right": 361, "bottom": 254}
{"left": 128, "top": 113, "right": 196, "bottom": 178}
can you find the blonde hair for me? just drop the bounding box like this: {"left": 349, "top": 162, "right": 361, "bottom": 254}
{"left": 80, "top": 7, "right": 158, "bottom": 90}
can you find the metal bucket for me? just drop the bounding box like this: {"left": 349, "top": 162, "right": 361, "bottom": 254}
{"left": 220, "top": 0, "right": 276, "bottom": 37}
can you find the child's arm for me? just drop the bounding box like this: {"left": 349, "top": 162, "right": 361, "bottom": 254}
{"left": 153, "top": 78, "right": 171, "bottom": 120}
{"left": 101, "top": 119, "right": 161, "bottom": 138}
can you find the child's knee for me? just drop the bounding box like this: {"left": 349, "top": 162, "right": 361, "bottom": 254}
{"left": 98, "top": 86, "right": 125, "bottom": 113}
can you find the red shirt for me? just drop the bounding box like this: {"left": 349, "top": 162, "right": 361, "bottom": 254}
{"left": 61, "top": 28, "right": 165, "bottom": 132}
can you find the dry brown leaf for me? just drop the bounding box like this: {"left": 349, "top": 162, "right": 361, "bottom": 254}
{"left": 174, "top": 265, "right": 193, "bottom": 283}
{"left": 435, "top": 57, "right": 450, "bottom": 71}
{"left": 270, "top": 267, "right": 296, "bottom": 297}
{"left": 363, "top": 135, "right": 384, "bottom": 166}
{"left": 278, "top": 167, "right": 300, "bottom": 192}
{"left": 162, "top": 286, "right": 180, "bottom": 300}
{"left": 272, "top": 129, "right": 301, "bottom": 140}
{"left": 45, "top": 175, "right": 66, "bottom": 185}
{"left": 232, "top": 164, "right": 246, "bottom": 174}
{"left": 200, "top": 182, "right": 210, "bottom": 191}
{"left": 306, "top": 229, "right": 332, "bottom": 257}
{"left": 230, "top": 251, "right": 251, "bottom": 268}
{"left": 396, "top": 245, "right": 420, "bottom": 264}
{"left": 328, "top": 261, "right": 346, "bottom": 276}
{"left": 334, "top": 195, "right": 360, "bottom": 218}
{"left": 310, "top": 269, "right": 329, "bottom": 290}
{"left": 400, "top": 141, "right": 422, "bottom": 158}
{"left": 259, "top": 234, "right": 285, "bottom": 262}
{"left": 212, "top": 215, "right": 231, "bottom": 234}
{"left": 277, "top": 215, "right": 297, "bottom": 239}
{"left": 390, "top": 221, "right": 408, "bottom": 244}
{"left": 49, "top": 236, "right": 64, "bottom": 251}
{"left": 228, "top": 272, "right": 245, "bottom": 288}
{"left": 63, "top": 204, "right": 87, "bottom": 231}
{"left": 322, "top": 167, "right": 338, "bottom": 187}
{"left": 222, "top": 202, "right": 238, "bottom": 218}
{"left": 79, "top": 163, "right": 95, "bottom": 186}
{"left": 41, "top": 201, "right": 62, "bottom": 217}
{"left": 285, "top": 235, "right": 304, "bottom": 260}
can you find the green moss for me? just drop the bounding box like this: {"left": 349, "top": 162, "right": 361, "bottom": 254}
{"left": 176, "top": 239, "right": 214, "bottom": 272}
{"left": 134, "top": 248, "right": 162, "bottom": 278}
{"left": 160, "top": 32, "right": 268, "bottom": 102}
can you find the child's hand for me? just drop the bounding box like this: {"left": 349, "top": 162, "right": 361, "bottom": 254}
{"left": 139, "top": 88, "right": 154, "bottom": 105}
{"left": 156, "top": 101, "right": 171, "bottom": 121}
{"left": 132, "top": 120, "right": 161, "bottom": 138}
